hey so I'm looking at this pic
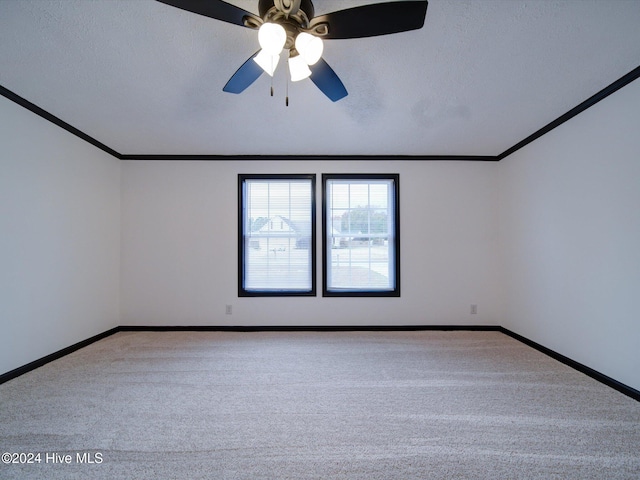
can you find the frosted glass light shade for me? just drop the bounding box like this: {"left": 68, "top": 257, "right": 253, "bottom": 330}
{"left": 258, "top": 23, "right": 286, "bottom": 56}
{"left": 253, "top": 49, "right": 280, "bottom": 76}
{"left": 295, "top": 32, "right": 323, "bottom": 65}
{"left": 288, "top": 54, "right": 312, "bottom": 82}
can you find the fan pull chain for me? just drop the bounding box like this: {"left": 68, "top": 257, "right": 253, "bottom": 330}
{"left": 270, "top": 57, "right": 275, "bottom": 97}
{"left": 285, "top": 55, "right": 290, "bottom": 106}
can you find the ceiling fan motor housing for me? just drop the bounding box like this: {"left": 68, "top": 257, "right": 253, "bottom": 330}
{"left": 259, "top": 0, "right": 315, "bottom": 20}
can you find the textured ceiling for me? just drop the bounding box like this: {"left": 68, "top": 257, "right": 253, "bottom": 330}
{"left": 1, "top": 0, "right": 639, "bottom": 157}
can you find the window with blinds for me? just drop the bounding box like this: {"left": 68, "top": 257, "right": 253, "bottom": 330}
{"left": 322, "top": 174, "right": 400, "bottom": 297}
{"left": 238, "top": 174, "right": 316, "bottom": 296}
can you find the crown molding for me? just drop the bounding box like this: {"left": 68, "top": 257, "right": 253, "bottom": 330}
{"left": 2, "top": 65, "right": 639, "bottom": 162}
{"left": 497, "top": 65, "right": 640, "bottom": 160}
{"left": 0, "top": 84, "right": 122, "bottom": 159}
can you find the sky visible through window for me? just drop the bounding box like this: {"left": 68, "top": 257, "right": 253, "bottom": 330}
{"left": 328, "top": 181, "right": 389, "bottom": 211}
{"left": 246, "top": 181, "right": 311, "bottom": 222}
{"left": 246, "top": 180, "right": 389, "bottom": 222}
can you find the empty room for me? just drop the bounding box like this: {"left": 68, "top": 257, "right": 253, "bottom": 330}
{"left": 1, "top": 0, "right": 639, "bottom": 478}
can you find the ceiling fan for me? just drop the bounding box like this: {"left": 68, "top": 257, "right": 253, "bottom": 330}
{"left": 157, "top": 0, "right": 428, "bottom": 102}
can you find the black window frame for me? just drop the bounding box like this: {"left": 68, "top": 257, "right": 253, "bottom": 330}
{"left": 322, "top": 173, "right": 400, "bottom": 297}
{"left": 238, "top": 173, "right": 316, "bottom": 297}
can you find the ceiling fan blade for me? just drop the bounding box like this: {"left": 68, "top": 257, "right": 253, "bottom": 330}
{"left": 309, "top": 58, "right": 348, "bottom": 102}
{"left": 156, "top": 0, "right": 260, "bottom": 28}
{"left": 223, "top": 51, "right": 264, "bottom": 94}
{"left": 309, "top": 1, "right": 428, "bottom": 40}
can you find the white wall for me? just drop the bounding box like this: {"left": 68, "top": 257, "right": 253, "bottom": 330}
{"left": 0, "top": 96, "right": 121, "bottom": 376}
{"left": 120, "top": 160, "right": 502, "bottom": 327}
{"left": 6, "top": 73, "right": 637, "bottom": 393}
{"left": 500, "top": 79, "right": 640, "bottom": 391}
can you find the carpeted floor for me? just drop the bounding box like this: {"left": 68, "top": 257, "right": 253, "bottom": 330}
{"left": 1, "top": 330, "right": 639, "bottom": 479}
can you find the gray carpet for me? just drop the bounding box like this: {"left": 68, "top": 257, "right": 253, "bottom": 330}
{"left": 1, "top": 331, "right": 639, "bottom": 479}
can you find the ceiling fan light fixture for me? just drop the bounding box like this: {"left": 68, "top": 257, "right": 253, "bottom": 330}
{"left": 253, "top": 49, "right": 280, "bottom": 76}
{"left": 258, "top": 22, "right": 287, "bottom": 55}
{"left": 288, "top": 54, "right": 312, "bottom": 81}
{"left": 163, "top": 0, "right": 429, "bottom": 101}
{"left": 294, "top": 32, "right": 323, "bottom": 65}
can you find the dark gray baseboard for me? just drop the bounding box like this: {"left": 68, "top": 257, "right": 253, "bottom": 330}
{"left": 499, "top": 327, "right": 640, "bottom": 402}
{"left": 118, "top": 324, "right": 502, "bottom": 332}
{"left": 2, "top": 324, "right": 638, "bottom": 402}
{"left": 0, "top": 327, "right": 120, "bottom": 385}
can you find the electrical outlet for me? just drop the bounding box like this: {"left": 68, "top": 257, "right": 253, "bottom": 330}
{"left": 225, "top": 305, "right": 232, "bottom": 315}
{"left": 470, "top": 304, "right": 477, "bottom": 315}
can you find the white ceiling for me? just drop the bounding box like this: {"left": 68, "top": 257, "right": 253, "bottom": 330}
{"left": 1, "top": 0, "right": 639, "bottom": 157}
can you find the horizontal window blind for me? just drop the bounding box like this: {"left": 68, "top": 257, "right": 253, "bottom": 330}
{"left": 239, "top": 175, "right": 315, "bottom": 296}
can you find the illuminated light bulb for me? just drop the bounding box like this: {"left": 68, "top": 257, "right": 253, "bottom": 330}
{"left": 288, "top": 54, "right": 312, "bottom": 82}
{"left": 253, "top": 49, "right": 280, "bottom": 76}
{"left": 295, "top": 32, "right": 323, "bottom": 65}
{"left": 258, "top": 22, "right": 286, "bottom": 56}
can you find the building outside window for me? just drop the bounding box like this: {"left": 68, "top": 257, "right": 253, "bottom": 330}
{"left": 238, "top": 174, "right": 316, "bottom": 296}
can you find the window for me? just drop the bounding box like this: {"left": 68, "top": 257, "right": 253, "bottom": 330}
{"left": 322, "top": 174, "right": 400, "bottom": 296}
{"left": 238, "top": 174, "right": 316, "bottom": 296}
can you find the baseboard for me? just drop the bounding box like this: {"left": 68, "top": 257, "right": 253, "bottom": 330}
{"left": 118, "top": 324, "right": 503, "bottom": 332}
{"left": 2, "top": 324, "right": 638, "bottom": 403}
{"left": 0, "top": 325, "right": 501, "bottom": 383}
{"left": 0, "top": 327, "right": 120, "bottom": 385}
{"left": 499, "top": 327, "right": 640, "bottom": 402}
